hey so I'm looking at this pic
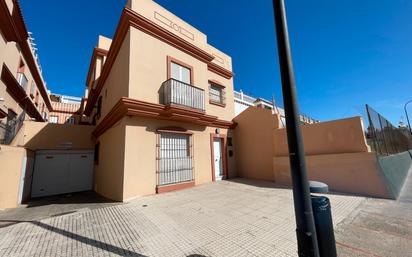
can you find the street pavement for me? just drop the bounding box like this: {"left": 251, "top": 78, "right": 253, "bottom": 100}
{"left": 0, "top": 176, "right": 410, "bottom": 256}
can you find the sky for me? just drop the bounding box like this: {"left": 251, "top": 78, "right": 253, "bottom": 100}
{"left": 20, "top": 0, "right": 412, "bottom": 125}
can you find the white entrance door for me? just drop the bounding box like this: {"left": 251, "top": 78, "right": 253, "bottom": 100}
{"left": 31, "top": 150, "right": 94, "bottom": 198}
{"left": 213, "top": 138, "right": 223, "bottom": 180}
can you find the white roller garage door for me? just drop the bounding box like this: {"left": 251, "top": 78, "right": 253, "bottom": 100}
{"left": 31, "top": 150, "right": 94, "bottom": 198}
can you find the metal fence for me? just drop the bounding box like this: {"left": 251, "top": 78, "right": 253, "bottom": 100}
{"left": 365, "top": 104, "right": 411, "bottom": 155}
{"left": 1, "top": 111, "right": 26, "bottom": 145}
{"left": 161, "top": 78, "right": 205, "bottom": 111}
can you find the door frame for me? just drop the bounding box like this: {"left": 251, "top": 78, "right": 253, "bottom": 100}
{"left": 210, "top": 133, "right": 228, "bottom": 181}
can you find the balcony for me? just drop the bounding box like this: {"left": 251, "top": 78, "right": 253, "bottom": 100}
{"left": 161, "top": 78, "right": 205, "bottom": 111}
{"left": 17, "top": 72, "right": 28, "bottom": 91}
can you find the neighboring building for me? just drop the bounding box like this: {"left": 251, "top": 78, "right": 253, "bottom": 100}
{"left": 83, "top": 0, "right": 236, "bottom": 201}
{"left": 0, "top": 0, "right": 52, "bottom": 144}
{"left": 48, "top": 93, "right": 82, "bottom": 124}
{"left": 234, "top": 89, "right": 319, "bottom": 126}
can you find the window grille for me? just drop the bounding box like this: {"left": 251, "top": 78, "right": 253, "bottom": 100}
{"left": 156, "top": 132, "right": 193, "bottom": 186}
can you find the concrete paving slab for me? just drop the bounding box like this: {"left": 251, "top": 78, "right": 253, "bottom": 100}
{"left": 0, "top": 179, "right": 367, "bottom": 256}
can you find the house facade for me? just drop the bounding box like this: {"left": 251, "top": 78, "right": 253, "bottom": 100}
{"left": 0, "top": 0, "right": 51, "bottom": 144}
{"left": 48, "top": 93, "right": 82, "bottom": 124}
{"left": 83, "top": 0, "right": 236, "bottom": 201}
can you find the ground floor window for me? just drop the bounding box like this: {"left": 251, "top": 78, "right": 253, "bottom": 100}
{"left": 157, "top": 132, "right": 193, "bottom": 186}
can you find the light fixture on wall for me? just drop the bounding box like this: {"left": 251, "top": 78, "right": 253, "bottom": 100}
{"left": 215, "top": 128, "right": 220, "bottom": 134}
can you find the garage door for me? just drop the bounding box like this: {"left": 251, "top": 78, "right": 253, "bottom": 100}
{"left": 31, "top": 150, "right": 94, "bottom": 198}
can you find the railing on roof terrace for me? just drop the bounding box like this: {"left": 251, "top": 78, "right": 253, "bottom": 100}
{"left": 161, "top": 78, "right": 205, "bottom": 111}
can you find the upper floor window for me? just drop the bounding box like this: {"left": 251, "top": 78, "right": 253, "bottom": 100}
{"left": 49, "top": 116, "right": 58, "bottom": 123}
{"left": 17, "top": 72, "right": 28, "bottom": 91}
{"left": 209, "top": 82, "right": 226, "bottom": 106}
{"left": 30, "top": 81, "right": 35, "bottom": 98}
{"left": 168, "top": 56, "right": 192, "bottom": 85}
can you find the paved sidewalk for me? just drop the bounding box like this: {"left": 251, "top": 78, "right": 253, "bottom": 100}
{"left": 0, "top": 191, "right": 119, "bottom": 228}
{"left": 335, "top": 167, "right": 412, "bottom": 257}
{"left": 0, "top": 179, "right": 364, "bottom": 257}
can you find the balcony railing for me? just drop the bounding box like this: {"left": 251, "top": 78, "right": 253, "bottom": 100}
{"left": 17, "top": 72, "right": 28, "bottom": 91}
{"left": 161, "top": 78, "right": 205, "bottom": 111}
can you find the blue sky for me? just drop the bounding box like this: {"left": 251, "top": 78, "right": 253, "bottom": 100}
{"left": 20, "top": 0, "right": 412, "bottom": 125}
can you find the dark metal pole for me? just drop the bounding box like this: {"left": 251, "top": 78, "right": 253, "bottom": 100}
{"left": 405, "top": 100, "right": 412, "bottom": 135}
{"left": 272, "top": 1, "right": 320, "bottom": 256}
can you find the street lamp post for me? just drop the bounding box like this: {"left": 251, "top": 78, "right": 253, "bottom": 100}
{"left": 272, "top": 1, "right": 320, "bottom": 256}
{"left": 405, "top": 100, "right": 412, "bottom": 135}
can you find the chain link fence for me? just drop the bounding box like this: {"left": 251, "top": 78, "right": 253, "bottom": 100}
{"left": 365, "top": 104, "right": 411, "bottom": 155}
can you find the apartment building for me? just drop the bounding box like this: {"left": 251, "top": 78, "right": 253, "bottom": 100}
{"left": 83, "top": 0, "right": 236, "bottom": 201}
{"left": 234, "top": 89, "right": 319, "bottom": 126}
{"left": 48, "top": 93, "right": 82, "bottom": 124}
{"left": 0, "top": 0, "right": 51, "bottom": 144}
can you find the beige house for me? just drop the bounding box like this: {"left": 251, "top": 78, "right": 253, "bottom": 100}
{"left": 83, "top": 0, "right": 236, "bottom": 201}
{"left": 48, "top": 94, "right": 83, "bottom": 125}
{"left": 0, "top": 0, "right": 52, "bottom": 144}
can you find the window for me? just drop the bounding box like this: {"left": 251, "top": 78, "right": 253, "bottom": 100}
{"left": 66, "top": 117, "right": 75, "bottom": 124}
{"left": 209, "top": 83, "right": 225, "bottom": 106}
{"left": 17, "top": 72, "right": 28, "bottom": 91}
{"left": 30, "top": 81, "right": 35, "bottom": 98}
{"left": 167, "top": 56, "right": 193, "bottom": 84}
{"left": 170, "top": 62, "right": 191, "bottom": 84}
{"left": 16, "top": 59, "right": 28, "bottom": 90}
{"left": 157, "top": 132, "right": 193, "bottom": 186}
{"left": 42, "top": 112, "right": 48, "bottom": 121}
{"left": 49, "top": 116, "right": 58, "bottom": 123}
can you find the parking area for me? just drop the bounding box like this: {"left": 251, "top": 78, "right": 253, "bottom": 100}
{"left": 0, "top": 179, "right": 371, "bottom": 257}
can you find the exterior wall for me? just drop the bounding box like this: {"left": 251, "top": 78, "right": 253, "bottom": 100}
{"left": 234, "top": 107, "right": 392, "bottom": 198}
{"left": 274, "top": 153, "right": 390, "bottom": 198}
{"left": 122, "top": 116, "right": 232, "bottom": 201}
{"left": 94, "top": 31, "right": 130, "bottom": 126}
{"left": 128, "top": 27, "right": 235, "bottom": 121}
{"left": 94, "top": 119, "right": 126, "bottom": 201}
{"left": 0, "top": 145, "right": 26, "bottom": 209}
{"left": 49, "top": 101, "right": 81, "bottom": 124}
{"left": 126, "top": 0, "right": 208, "bottom": 51}
{"left": 273, "top": 117, "right": 370, "bottom": 156}
{"left": 11, "top": 121, "right": 94, "bottom": 150}
{"left": 233, "top": 107, "right": 278, "bottom": 181}
{"left": 377, "top": 151, "right": 412, "bottom": 199}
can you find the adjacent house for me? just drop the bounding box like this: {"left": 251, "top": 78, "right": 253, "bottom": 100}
{"left": 234, "top": 89, "right": 319, "bottom": 126}
{"left": 48, "top": 93, "right": 82, "bottom": 124}
{"left": 0, "top": 0, "right": 51, "bottom": 144}
{"left": 83, "top": 0, "right": 236, "bottom": 201}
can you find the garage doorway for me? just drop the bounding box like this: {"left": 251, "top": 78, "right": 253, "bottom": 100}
{"left": 31, "top": 150, "right": 94, "bottom": 198}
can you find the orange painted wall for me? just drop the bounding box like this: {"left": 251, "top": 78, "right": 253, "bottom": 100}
{"left": 234, "top": 107, "right": 391, "bottom": 198}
